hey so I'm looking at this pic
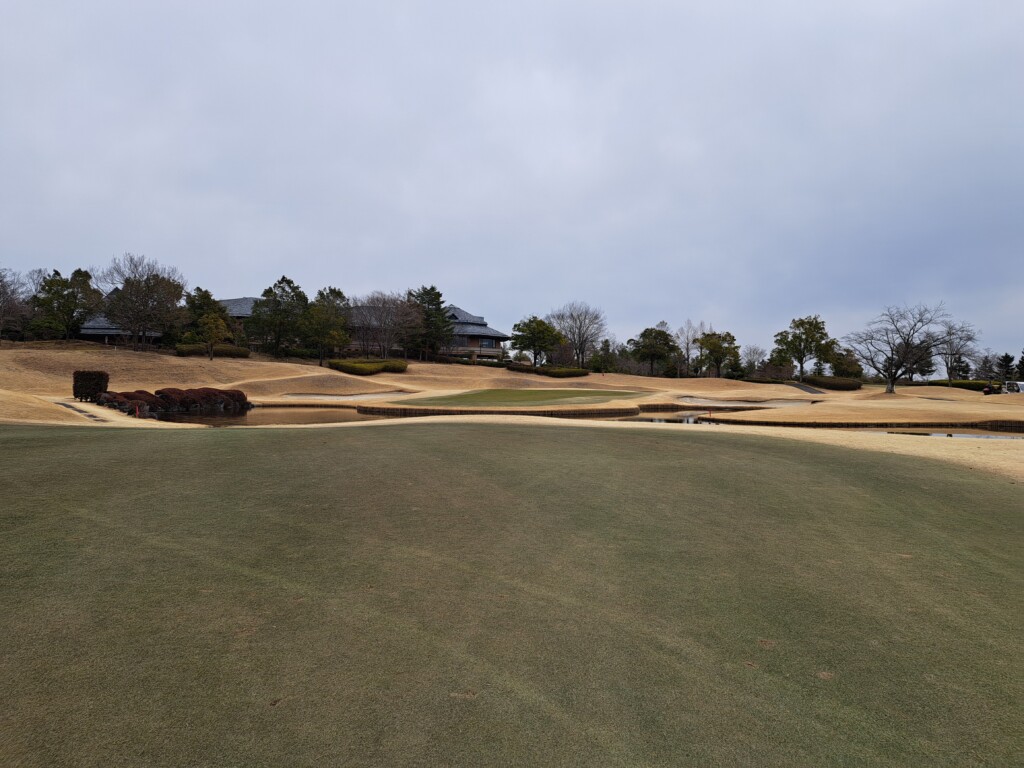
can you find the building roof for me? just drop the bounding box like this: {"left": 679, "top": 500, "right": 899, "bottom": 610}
{"left": 447, "top": 306, "right": 486, "bottom": 324}
{"left": 79, "top": 314, "right": 159, "bottom": 337}
{"left": 447, "top": 305, "right": 509, "bottom": 340}
{"left": 219, "top": 297, "right": 258, "bottom": 317}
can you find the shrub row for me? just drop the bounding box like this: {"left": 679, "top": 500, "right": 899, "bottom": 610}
{"left": 96, "top": 387, "right": 251, "bottom": 417}
{"left": 741, "top": 377, "right": 788, "bottom": 385}
{"left": 73, "top": 370, "right": 110, "bottom": 402}
{"left": 328, "top": 358, "right": 408, "bottom": 376}
{"left": 801, "top": 375, "right": 863, "bottom": 391}
{"left": 451, "top": 357, "right": 509, "bottom": 368}
{"left": 507, "top": 363, "right": 589, "bottom": 378}
{"left": 175, "top": 344, "right": 251, "bottom": 358}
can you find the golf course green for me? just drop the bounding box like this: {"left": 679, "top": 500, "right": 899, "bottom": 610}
{"left": 1, "top": 424, "right": 1020, "bottom": 766}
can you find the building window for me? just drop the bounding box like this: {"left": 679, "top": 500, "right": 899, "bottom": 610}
{"left": 480, "top": 339, "right": 495, "bottom": 349}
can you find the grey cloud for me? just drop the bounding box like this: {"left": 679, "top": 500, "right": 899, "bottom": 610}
{"left": 1, "top": 1, "right": 1021, "bottom": 353}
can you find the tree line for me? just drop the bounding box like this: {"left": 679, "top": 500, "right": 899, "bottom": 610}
{"left": 0, "top": 257, "right": 455, "bottom": 365}
{"left": 2, "top": 259, "right": 1022, "bottom": 391}
{"left": 509, "top": 301, "right": 1023, "bottom": 393}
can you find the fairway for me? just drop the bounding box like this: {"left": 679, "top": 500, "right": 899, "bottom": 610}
{"left": 397, "top": 388, "right": 641, "bottom": 407}
{"left": 2, "top": 424, "right": 1021, "bottom": 766}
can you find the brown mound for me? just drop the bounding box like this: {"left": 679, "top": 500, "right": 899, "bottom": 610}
{"left": 232, "top": 372, "right": 396, "bottom": 397}
{"left": 856, "top": 391, "right": 912, "bottom": 400}
{"left": 0, "top": 390, "right": 89, "bottom": 424}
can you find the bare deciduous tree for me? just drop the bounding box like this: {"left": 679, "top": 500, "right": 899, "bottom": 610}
{"left": 101, "top": 253, "right": 187, "bottom": 349}
{"left": 845, "top": 303, "right": 952, "bottom": 393}
{"left": 935, "top": 319, "right": 979, "bottom": 386}
{"left": 546, "top": 301, "right": 607, "bottom": 368}
{"left": 676, "top": 319, "right": 708, "bottom": 377}
{"left": 741, "top": 344, "right": 767, "bottom": 375}
{"left": 354, "top": 291, "right": 423, "bottom": 358}
{"left": 0, "top": 268, "right": 29, "bottom": 345}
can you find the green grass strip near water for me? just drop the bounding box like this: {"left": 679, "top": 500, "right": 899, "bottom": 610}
{"left": 1, "top": 424, "right": 1021, "bottom": 766}
{"left": 397, "top": 388, "right": 641, "bottom": 407}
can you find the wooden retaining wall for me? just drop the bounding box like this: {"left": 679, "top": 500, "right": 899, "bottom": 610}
{"left": 251, "top": 402, "right": 359, "bottom": 410}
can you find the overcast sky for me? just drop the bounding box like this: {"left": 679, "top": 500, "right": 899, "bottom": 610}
{"left": 2, "top": 1, "right": 1022, "bottom": 355}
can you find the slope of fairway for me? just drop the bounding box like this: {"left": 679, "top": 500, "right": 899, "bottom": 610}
{"left": 1, "top": 425, "right": 1020, "bottom": 766}
{"left": 0, "top": 389, "right": 88, "bottom": 424}
{"left": 711, "top": 393, "right": 1024, "bottom": 426}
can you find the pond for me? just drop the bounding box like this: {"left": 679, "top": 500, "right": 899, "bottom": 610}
{"left": 156, "top": 407, "right": 387, "bottom": 427}
{"left": 862, "top": 428, "right": 1024, "bottom": 440}
{"left": 615, "top": 411, "right": 706, "bottom": 424}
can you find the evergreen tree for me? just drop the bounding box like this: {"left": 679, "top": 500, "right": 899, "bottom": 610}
{"left": 408, "top": 285, "right": 454, "bottom": 358}
{"left": 949, "top": 354, "right": 971, "bottom": 380}
{"left": 587, "top": 338, "right": 619, "bottom": 373}
{"left": 247, "top": 276, "right": 308, "bottom": 356}
{"left": 773, "top": 315, "right": 837, "bottom": 381}
{"left": 830, "top": 348, "right": 864, "bottom": 379}
{"left": 995, "top": 353, "right": 1016, "bottom": 381}
{"left": 698, "top": 331, "right": 740, "bottom": 378}
{"left": 302, "top": 287, "right": 350, "bottom": 366}
{"left": 906, "top": 344, "right": 937, "bottom": 381}
{"left": 974, "top": 352, "right": 996, "bottom": 381}
{"left": 628, "top": 326, "right": 679, "bottom": 376}
{"left": 30, "top": 269, "right": 103, "bottom": 340}
{"left": 198, "top": 313, "right": 230, "bottom": 360}
{"left": 511, "top": 316, "right": 564, "bottom": 367}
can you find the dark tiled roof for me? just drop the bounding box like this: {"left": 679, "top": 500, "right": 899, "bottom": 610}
{"left": 219, "top": 297, "right": 258, "bottom": 317}
{"left": 447, "top": 306, "right": 486, "bottom": 324}
{"left": 447, "top": 305, "right": 509, "bottom": 340}
{"left": 79, "top": 314, "right": 121, "bottom": 334}
{"left": 452, "top": 323, "right": 509, "bottom": 340}
{"left": 79, "top": 314, "right": 159, "bottom": 337}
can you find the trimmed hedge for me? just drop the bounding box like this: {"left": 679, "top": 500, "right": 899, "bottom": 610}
{"left": 507, "top": 363, "right": 589, "bottom": 378}
{"left": 73, "top": 370, "right": 110, "bottom": 402}
{"left": 97, "top": 387, "right": 251, "bottom": 417}
{"left": 175, "top": 343, "right": 250, "bottom": 358}
{"left": 801, "top": 375, "right": 863, "bottom": 391}
{"left": 452, "top": 358, "right": 509, "bottom": 368}
{"left": 908, "top": 379, "right": 991, "bottom": 392}
{"left": 328, "top": 358, "right": 408, "bottom": 376}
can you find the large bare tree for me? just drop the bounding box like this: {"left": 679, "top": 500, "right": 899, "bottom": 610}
{"left": 546, "top": 301, "right": 606, "bottom": 367}
{"left": 845, "top": 303, "right": 952, "bottom": 393}
{"left": 100, "top": 253, "right": 187, "bottom": 349}
{"left": 354, "top": 291, "right": 423, "bottom": 358}
{"left": 676, "top": 319, "right": 709, "bottom": 377}
{"left": 934, "top": 319, "right": 979, "bottom": 386}
{"left": 741, "top": 344, "right": 767, "bottom": 376}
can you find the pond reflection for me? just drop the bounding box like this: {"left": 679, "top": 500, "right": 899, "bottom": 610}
{"left": 156, "top": 407, "right": 386, "bottom": 427}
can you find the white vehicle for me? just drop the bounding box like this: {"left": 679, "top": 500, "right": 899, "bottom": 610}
{"left": 1004, "top": 381, "right": 1022, "bottom": 394}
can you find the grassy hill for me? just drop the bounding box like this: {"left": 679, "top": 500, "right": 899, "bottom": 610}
{"left": 2, "top": 424, "right": 1020, "bottom": 766}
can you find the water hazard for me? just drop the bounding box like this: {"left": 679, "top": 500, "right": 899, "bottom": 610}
{"left": 157, "top": 407, "right": 386, "bottom": 427}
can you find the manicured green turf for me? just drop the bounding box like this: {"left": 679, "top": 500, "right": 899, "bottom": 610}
{"left": 1, "top": 424, "right": 1021, "bottom": 766}
{"left": 398, "top": 388, "right": 640, "bottom": 406}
